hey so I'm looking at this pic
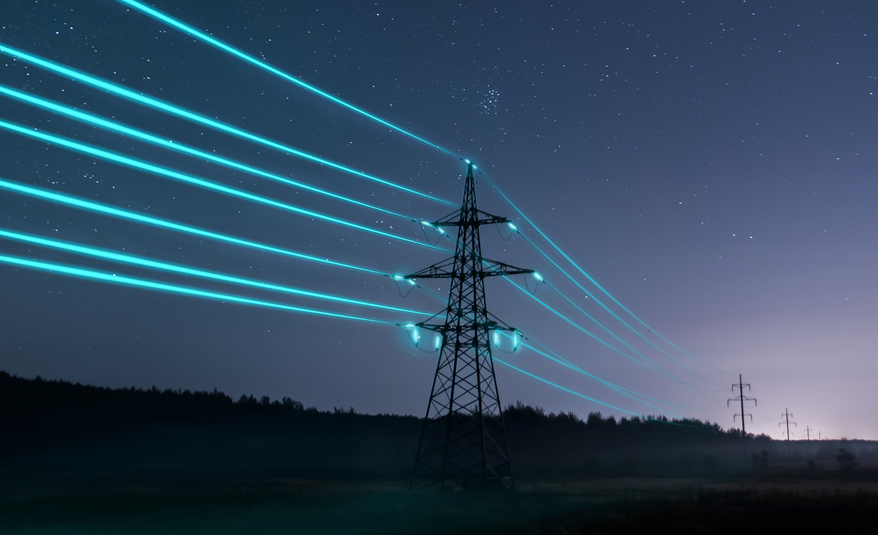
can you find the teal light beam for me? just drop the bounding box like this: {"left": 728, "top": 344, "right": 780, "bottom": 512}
{"left": 481, "top": 170, "right": 723, "bottom": 374}
{"left": 521, "top": 336, "right": 706, "bottom": 411}
{"left": 514, "top": 225, "right": 720, "bottom": 386}
{"left": 116, "top": 0, "right": 456, "bottom": 158}
{"left": 0, "top": 119, "right": 437, "bottom": 250}
{"left": 544, "top": 279, "right": 671, "bottom": 373}
{"left": 492, "top": 357, "right": 642, "bottom": 417}
{"left": 0, "top": 241, "right": 704, "bottom": 428}
{"left": 511, "top": 335, "right": 683, "bottom": 418}
{"left": 0, "top": 84, "right": 415, "bottom": 221}
{"left": 0, "top": 177, "right": 387, "bottom": 277}
{"left": 0, "top": 228, "right": 433, "bottom": 318}
{"left": 434, "top": 223, "right": 720, "bottom": 400}
{"left": 0, "top": 252, "right": 395, "bottom": 326}
{"left": 500, "top": 274, "right": 723, "bottom": 402}
{"left": 0, "top": 43, "right": 453, "bottom": 205}
{"left": 435, "top": 227, "right": 712, "bottom": 393}
{"left": 495, "top": 358, "right": 714, "bottom": 429}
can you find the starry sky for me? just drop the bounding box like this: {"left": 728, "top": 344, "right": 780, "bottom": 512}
{"left": 1, "top": 0, "right": 876, "bottom": 441}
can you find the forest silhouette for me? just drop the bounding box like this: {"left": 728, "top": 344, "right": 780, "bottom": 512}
{"left": 0, "top": 371, "right": 873, "bottom": 480}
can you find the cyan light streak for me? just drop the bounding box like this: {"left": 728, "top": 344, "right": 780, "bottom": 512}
{"left": 481, "top": 170, "right": 723, "bottom": 375}
{"left": 0, "top": 177, "right": 387, "bottom": 277}
{"left": 492, "top": 357, "right": 641, "bottom": 417}
{"left": 513, "top": 225, "right": 719, "bottom": 386}
{"left": 435, "top": 229, "right": 711, "bottom": 394}
{"left": 0, "top": 84, "right": 414, "bottom": 221}
{"left": 542, "top": 279, "right": 704, "bottom": 388}
{"left": 0, "top": 119, "right": 437, "bottom": 250}
{"left": 495, "top": 357, "right": 714, "bottom": 428}
{"left": 520, "top": 336, "right": 706, "bottom": 412}
{"left": 116, "top": 0, "right": 456, "bottom": 159}
{"left": 435, "top": 220, "right": 720, "bottom": 400}
{"left": 0, "top": 252, "right": 395, "bottom": 326}
{"left": 0, "top": 43, "right": 453, "bottom": 205}
{"left": 0, "top": 240, "right": 704, "bottom": 426}
{"left": 544, "top": 279, "right": 664, "bottom": 370}
{"left": 0, "top": 228, "right": 433, "bottom": 318}
{"left": 493, "top": 330, "right": 682, "bottom": 417}
{"left": 500, "top": 274, "right": 722, "bottom": 402}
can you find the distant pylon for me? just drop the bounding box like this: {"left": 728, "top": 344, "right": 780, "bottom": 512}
{"left": 407, "top": 162, "right": 532, "bottom": 490}
{"left": 779, "top": 408, "right": 797, "bottom": 441}
{"left": 728, "top": 374, "right": 756, "bottom": 437}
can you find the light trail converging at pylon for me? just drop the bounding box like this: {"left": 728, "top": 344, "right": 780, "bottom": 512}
{"left": 0, "top": 119, "right": 439, "bottom": 250}
{"left": 0, "top": 252, "right": 397, "bottom": 326}
{"left": 0, "top": 228, "right": 433, "bottom": 318}
{"left": 0, "top": 84, "right": 417, "bottom": 222}
{"left": 0, "top": 42, "right": 453, "bottom": 205}
{"left": 115, "top": 0, "right": 457, "bottom": 158}
{"left": 0, "top": 177, "right": 387, "bottom": 277}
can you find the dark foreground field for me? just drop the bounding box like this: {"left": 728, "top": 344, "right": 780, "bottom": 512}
{"left": 2, "top": 373, "right": 876, "bottom": 533}
{"left": 2, "top": 475, "right": 878, "bottom": 534}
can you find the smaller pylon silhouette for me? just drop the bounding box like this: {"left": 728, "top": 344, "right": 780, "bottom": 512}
{"left": 779, "top": 408, "right": 797, "bottom": 440}
{"left": 728, "top": 374, "right": 756, "bottom": 437}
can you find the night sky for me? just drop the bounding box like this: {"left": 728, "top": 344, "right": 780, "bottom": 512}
{"left": 1, "top": 0, "right": 876, "bottom": 441}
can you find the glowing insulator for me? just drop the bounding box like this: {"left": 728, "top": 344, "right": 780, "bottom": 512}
{"left": 534, "top": 272, "right": 543, "bottom": 282}
{"left": 434, "top": 335, "right": 443, "bottom": 350}
{"left": 508, "top": 223, "right": 517, "bottom": 231}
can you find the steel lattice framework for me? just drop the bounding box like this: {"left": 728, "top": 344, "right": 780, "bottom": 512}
{"left": 407, "top": 163, "right": 532, "bottom": 490}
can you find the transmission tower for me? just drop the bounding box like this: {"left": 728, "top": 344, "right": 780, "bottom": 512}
{"left": 728, "top": 374, "right": 756, "bottom": 437}
{"left": 779, "top": 408, "right": 797, "bottom": 440}
{"left": 406, "top": 162, "right": 532, "bottom": 491}
{"left": 804, "top": 425, "right": 813, "bottom": 440}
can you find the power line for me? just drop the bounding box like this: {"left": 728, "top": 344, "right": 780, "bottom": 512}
{"left": 427, "top": 209, "right": 722, "bottom": 401}
{"left": 115, "top": 0, "right": 456, "bottom": 158}
{"left": 0, "top": 178, "right": 388, "bottom": 277}
{"left": 479, "top": 170, "right": 724, "bottom": 376}
{"left": 500, "top": 274, "right": 723, "bottom": 402}
{"left": 0, "top": 228, "right": 433, "bottom": 318}
{"left": 0, "top": 235, "right": 716, "bottom": 433}
{"left": 508, "top": 214, "right": 721, "bottom": 385}
{"left": 0, "top": 119, "right": 439, "bottom": 250}
{"left": 0, "top": 252, "right": 397, "bottom": 325}
{"left": 0, "top": 84, "right": 416, "bottom": 221}
{"left": 0, "top": 43, "right": 452, "bottom": 205}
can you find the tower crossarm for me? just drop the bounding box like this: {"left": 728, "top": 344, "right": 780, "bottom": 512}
{"left": 426, "top": 208, "right": 510, "bottom": 228}
{"left": 405, "top": 257, "right": 532, "bottom": 279}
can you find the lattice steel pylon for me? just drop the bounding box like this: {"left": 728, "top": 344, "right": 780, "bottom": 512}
{"left": 406, "top": 162, "right": 532, "bottom": 491}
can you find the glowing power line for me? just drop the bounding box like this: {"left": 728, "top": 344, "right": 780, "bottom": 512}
{"left": 0, "top": 42, "right": 452, "bottom": 205}
{"left": 0, "top": 119, "right": 436, "bottom": 250}
{"left": 0, "top": 252, "right": 395, "bottom": 326}
{"left": 480, "top": 170, "right": 721, "bottom": 374}
{"left": 0, "top": 177, "right": 387, "bottom": 277}
{"left": 116, "top": 0, "right": 455, "bottom": 157}
{"left": 0, "top": 84, "right": 415, "bottom": 221}
{"left": 0, "top": 228, "right": 432, "bottom": 318}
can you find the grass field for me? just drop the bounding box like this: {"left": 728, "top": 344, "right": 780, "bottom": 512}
{"left": 2, "top": 473, "right": 877, "bottom": 534}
